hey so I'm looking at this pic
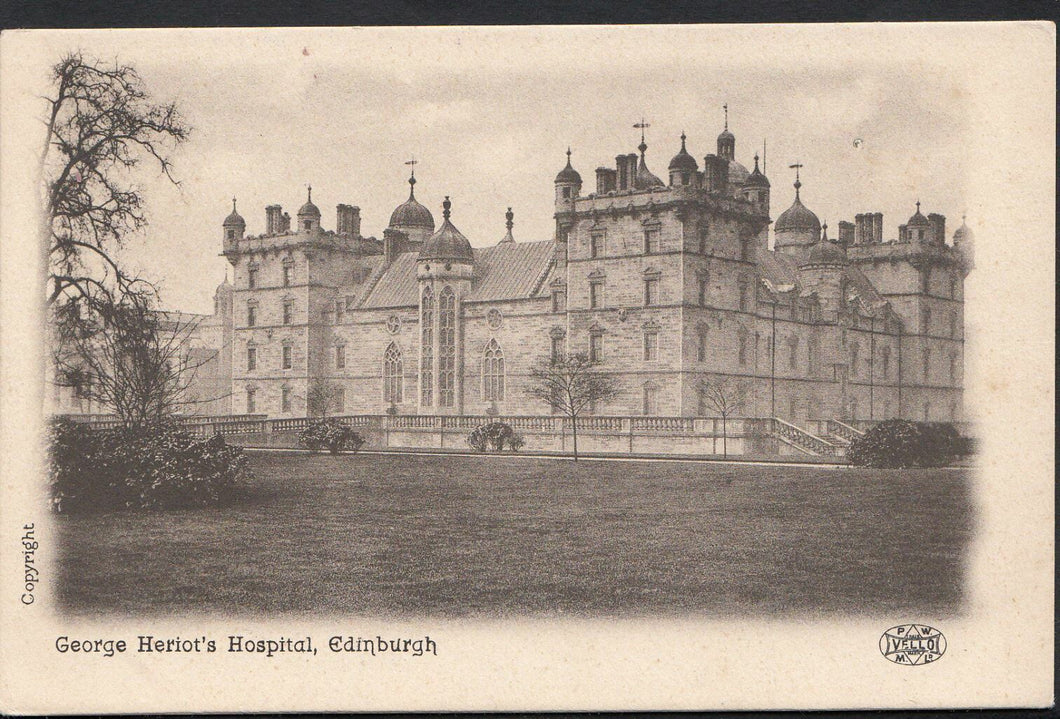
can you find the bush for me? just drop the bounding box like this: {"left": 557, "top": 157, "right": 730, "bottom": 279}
{"left": 467, "top": 422, "right": 516, "bottom": 452}
{"left": 47, "top": 418, "right": 249, "bottom": 513}
{"left": 847, "top": 419, "right": 968, "bottom": 468}
{"left": 298, "top": 418, "right": 364, "bottom": 454}
{"left": 508, "top": 433, "right": 525, "bottom": 452}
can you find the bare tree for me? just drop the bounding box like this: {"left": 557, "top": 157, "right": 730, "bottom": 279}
{"left": 307, "top": 380, "right": 343, "bottom": 418}
{"left": 52, "top": 294, "right": 208, "bottom": 429}
{"left": 526, "top": 352, "right": 619, "bottom": 461}
{"left": 39, "top": 52, "right": 190, "bottom": 312}
{"left": 697, "top": 376, "right": 747, "bottom": 457}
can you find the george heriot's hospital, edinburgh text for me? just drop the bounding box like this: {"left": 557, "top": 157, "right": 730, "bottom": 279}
{"left": 52, "top": 113, "right": 973, "bottom": 457}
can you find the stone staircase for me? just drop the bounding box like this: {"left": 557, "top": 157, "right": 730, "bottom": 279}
{"left": 770, "top": 418, "right": 843, "bottom": 457}
{"left": 823, "top": 419, "right": 866, "bottom": 448}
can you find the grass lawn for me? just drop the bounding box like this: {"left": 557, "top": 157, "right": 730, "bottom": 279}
{"left": 55, "top": 452, "right": 974, "bottom": 618}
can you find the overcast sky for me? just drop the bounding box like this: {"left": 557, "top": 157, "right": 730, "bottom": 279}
{"left": 2, "top": 25, "right": 1047, "bottom": 314}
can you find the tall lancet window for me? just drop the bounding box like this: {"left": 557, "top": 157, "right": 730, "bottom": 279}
{"left": 384, "top": 343, "right": 403, "bottom": 404}
{"left": 439, "top": 286, "right": 457, "bottom": 407}
{"left": 420, "top": 286, "right": 434, "bottom": 405}
{"left": 483, "top": 339, "right": 505, "bottom": 402}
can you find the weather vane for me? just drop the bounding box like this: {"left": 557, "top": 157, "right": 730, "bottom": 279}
{"left": 634, "top": 118, "right": 650, "bottom": 143}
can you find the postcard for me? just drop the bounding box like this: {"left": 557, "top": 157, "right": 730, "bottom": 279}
{"left": 0, "top": 23, "right": 1053, "bottom": 713}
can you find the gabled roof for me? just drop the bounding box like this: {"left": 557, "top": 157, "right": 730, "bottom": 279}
{"left": 361, "top": 240, "right": 556, "bottom": 308}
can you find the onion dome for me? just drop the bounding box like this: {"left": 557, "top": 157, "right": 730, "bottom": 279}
{"left": 775, "top": 175, "right": 821, "bottom": 233}
{"left": 804, "top": 223, "right": 848, "bottom": 266}
{"left": 419, "top": 196, "right": 474, "bottom": 262}
{"left": 668, "top": 132, "right": 699, "bottom": 171}
{"left": 223, "top": 197, "right": 245, "bottom": 227}
{"left": 499, "top": 207, "right": 515, "bottom": 244}
{"left": 742, "top": 153, "right": 770, "bottom": 188}
{"left": 907, "top": 200, "right": 930, "bottom": 227}
{"left": 634, "top": 138, "right": 665, "bottom": 189}
{"left": 952, "top": 214, "right": 973, "bottom": 245}
{"left": 555, "top": 147, "right": 582, "bottom": 185}
{"left": 298, "top": 186, "right": 320, "bottom": 218}
{"left": 389, "top": 172, "right": 435, "bottom": 229}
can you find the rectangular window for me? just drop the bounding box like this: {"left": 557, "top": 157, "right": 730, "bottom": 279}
{"left": 282, "top": 303, "right": 292, "bottom": 325}
{"left": 738, "top": 280, "right": 750, "bottom": 311}
{"left": 281, "top": 388, "right": 291, "bottom": 412}
{"left": 642, "top": 385, "right": 657, "bottom": 416}
{"left": 644, "top": 278, "right": 658, "bottom": 306}
{"left": 589, "top": 333, "right": 603, "bottom": 363}
{"left": 246, "top": 388, "right": 256, "bottom": 413}
{"left": 589, "top": 281, "right": 603, "bottom": 309}
{"left": 590, "top": 233, "right": 604, "bottom": 259}
{"left": 697, "top": 331, "right": 707, "bottom": 362}
{"left": 246, "top": 347, "right": 256, "bottom": 371}
{"left": 643, "top": 331, "right": 658, "bottom": 361}
{"left": 247, "top": 304, "right": 256, "bottom": 327}
{"left": 551, "top": 290, "right": 565, "bottom": 313}
{"left": 335, "top": 345, "right": 346, "bottom": 369}
{"left": 739, "top": 334, "right": 748, "bottom": 366}
{"left": 551, "top": 336, "right": 563, "bottom": 364}
{"left": 699, "top": 228, "right": 709, "bottom": 254}
{"left": 335, "top": 388, "right": 345, "bottom": 414}
{"left": 334, "top": 302, "right": 344, "bottom": 325}
{"left": 282, "top": 264, "right": 291, "bottom": 287}
{"left": 248, "top": 268, "right": 258, "bottom": 289}
{"left": 282, "top": 345, "right": 292, "bottom": 370}
{"left": 922, "top": 348, "right": 931, "bottom": 381}
{"left": 643, "top": 228, "right": 658, "bottom": 254}
{"left": 698, "top": 278, "right": 708, "bottom": 306}
{"left": 922, "top": 307, "right": 931, "bottom": 334}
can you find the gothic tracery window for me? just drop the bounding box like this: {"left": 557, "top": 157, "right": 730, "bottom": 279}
{"left": 420, "top": 286, "right": 434, "bottom": 405}
{"left": 483, "top": 339, "right": 505, "bottom": 402}
{"left": 439, "top": 286, "right": 456, "bottom": 407}
{"left": 384, "top": 343, "right": 403, "bottom": 404}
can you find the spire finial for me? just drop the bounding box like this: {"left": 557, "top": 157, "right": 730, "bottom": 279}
{"left": 232, "top": 197, "right": 237, "bottom": 212}
{"left": 723, "top": 102, "right": 729, "bottom": 131}
{"left": 566, "top": 146, "right": 572, "bottom": 164}
{"left": 916, "top": 199, "right": 921, "bottom": 213}
{"left": 753, "top": 153, "right": 760, "bottom": 172}
{"left": 442, "top": 196, "right": 451, "bottom": 222}
{"left": 634, "top": 119, "right": 650, "bottom": 154}
{"left": 307, "top": 184, "right": 312, "bottom": 203}
{"left": 680, "top": 131, "right": 687, "bottom": 150}
{"left": 404, "top": 157, "right": 418, "bottom": 197}
{"left": 822, "top": 221, "right": 829, "bottom": 241}
{"left": 505, "top": 207, "right": 514, "bottom": 231}
{"left": 962, "top": 211, "right": 967, "bottom": 224}
{"left": 789, "top": 161, "right": 803, "bottom": 199}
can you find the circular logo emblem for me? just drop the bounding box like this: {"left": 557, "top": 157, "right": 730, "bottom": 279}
{"left": 486, "top": 309, "right": 503, "bottom": 330}
{"left": 385, "top": 315, "right": 401, "bottom": 334}
{"left": 880, "top": 624, "right": 946, "bottom": 666}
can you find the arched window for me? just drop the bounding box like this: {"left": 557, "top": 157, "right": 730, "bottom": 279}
{"left": 420, "top": 286, "right": 434, "bottom": 405}
{"left": 483, "top": 339, "right": 505, "bottom": 402}
{"left": 439, "top": 286, "right": 456, "bottom": 407}
{"left": 384, "top": 343, "right": 403, "bottom": 404}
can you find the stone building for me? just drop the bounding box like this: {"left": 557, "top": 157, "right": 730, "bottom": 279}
{"left": 210, "top": 118, "right": 972, "bottom": 427}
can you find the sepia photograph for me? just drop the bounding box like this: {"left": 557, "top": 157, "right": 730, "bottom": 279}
{"left": 0, "top": 23, "right": 1053, "bottom": 713}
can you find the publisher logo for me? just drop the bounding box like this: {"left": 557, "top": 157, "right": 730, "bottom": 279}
{"left": 880, "top": 624, "right": 946, "bottom": 665}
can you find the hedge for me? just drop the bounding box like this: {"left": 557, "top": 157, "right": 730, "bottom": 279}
{"left": 847, "top": 420, "right": 970, "bottom": 468}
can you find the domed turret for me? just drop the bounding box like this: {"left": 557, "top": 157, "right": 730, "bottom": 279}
{"left": 633, "top": 136, "right": 664, "bottom": 190}
{"left": 741, "top": 153, "right": 770, "bottom": 208}
{"left": 953, "top": 214, "right": 975, "bottom": 270}
{"left": 907, "top": 201, "right": 930, "bottom": 227}
{"left": 419, "top": 197, "right": 474, "bottom": 263}
{"left": 668, "top": 132, "right": 699, "bottom": 187}
{"left": 774, "top": 165, "right": 822, "bottom": 256}
{"left": 388, "top": 170, "right": 435, "bottom": 242}
{"left": 297, "top": 186, "right": 321, "bottom": 232}
{"left": 554, "top": 147, "right": 582, "bottom": 207}
{"left": 223, "top": 197, "right": 245, "bottom": 246}
{"left": 803, "top": 222, "right": 848, "bottom": 267}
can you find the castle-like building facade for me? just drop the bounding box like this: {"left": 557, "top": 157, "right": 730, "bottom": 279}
{"left": 204, "top": 119, "right": 973, "bottom": 426}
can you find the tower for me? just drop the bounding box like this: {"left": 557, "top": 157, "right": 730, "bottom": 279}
{"left": 222, "top": 198, "right": 245, "bottom": 252}
{"left": 668, "top": 132, "right": 699, "bottom": 188}
{"left": 773, "top": 164, "right": 821, "bottom": 258}
{"left": 297, "top": 186, "right": 321, "bottom": 233}
{"left": 417, "top": 196, "right": 475, "bottom": 414}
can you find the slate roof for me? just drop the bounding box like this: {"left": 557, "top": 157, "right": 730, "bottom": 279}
{"left": 361, "top": 240, "right": 555, "bottom": 308}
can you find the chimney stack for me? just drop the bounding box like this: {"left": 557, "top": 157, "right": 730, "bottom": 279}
{"left": 383, "top": 228, "right": 407, "bottom": 265}
{"left": 596, "top": 167, "right": 617, "bottom": 194}
{"left": 266, "top": 205, "right": 283, "bottom": 235}
{"left": 703, "top": 154, "right": 729, "bottom": 193}
{"left": 854, "top": 213, "right": 865, "bottom": 245}
{"left": 838, "top": 221, "right": 855, "bottom": 248}
{"left": 873, "top": 213, "right": 884, "bottom": 243}
{"left": 336, "top": 204, "right": 361, "bottom": 237}
{"left": 927, "top": 213, "right": 945, "bottom": 245}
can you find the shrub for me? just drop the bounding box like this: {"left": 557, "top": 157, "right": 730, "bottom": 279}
{"left": 847, "top": 420, "right": 967, "bottom": 468}
{"left": 47, "top": 418, "right": 249, "bottom": 513}
{"left": 508, "top": 433, "right": 526, "bottom": 452}
{"left": 298, "top": 418, "right": 364, "bottom": 454}
{"left": 467, "top": 422, "right": 515, "bottom": 452}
